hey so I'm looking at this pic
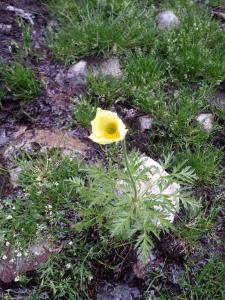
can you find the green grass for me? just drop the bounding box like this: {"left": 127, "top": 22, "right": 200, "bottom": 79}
{"left": 17, "top": 18, "right": 33, "bottom": 58}
{"left": 179, "top": 259, "right": 225, "bottom": 299}
{"left": 0, "top": 152, "right": 99, "bottom": 298}
{"left": 158, "top": 12, "right": 225, "bottom": 84}
{"left": 0, "top": 62, "right": 40, "bottom": 102}
{"left": 47, "top": 0, "right": 156, "bottom": 63}
{"left": 175, "top": 205, "right": 218, "bottom": 248}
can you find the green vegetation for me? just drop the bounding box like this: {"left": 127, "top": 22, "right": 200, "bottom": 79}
{"left": 179, "top": 259, "right": 225, "bottom": 299}
{"left": 0, "top": 62, "right": 40, "bottom": 102}
{"left": 47, "top": 0, "right": 156, "bottom": 63}
{"left": 73, "top": 95, "right": 97, "bottom": 127}
{"left": 17, "top": 18, "right": 33, "bottom": 58}
{"left": 0, "top": 0, "right": 224, "bottom": 298}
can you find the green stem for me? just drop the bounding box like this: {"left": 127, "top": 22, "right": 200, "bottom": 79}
{"left": 122, "top": 139, "right": 138, "bottom": 202}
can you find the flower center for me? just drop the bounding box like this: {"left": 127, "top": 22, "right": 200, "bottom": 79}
{"left": 106, "top": 123, "right": 117, "bottom": 134}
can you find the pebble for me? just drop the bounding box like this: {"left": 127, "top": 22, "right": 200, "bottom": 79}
{"left": 196, "top": 113, "right": 213, "bottom": 132}
{"left": 137, "top": 115, "right": 153, "bottom": 132}
{"left": 156, "top": 10, "right": 180, "bottom": 29}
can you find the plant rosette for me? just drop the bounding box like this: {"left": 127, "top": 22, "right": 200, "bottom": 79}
{"left": 117, "top": 155, "right": 180, "bottom": 225}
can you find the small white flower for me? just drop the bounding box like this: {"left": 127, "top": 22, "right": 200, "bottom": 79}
{"left": 16, "top": 252, "right": 22, "bottom": 257}
{"left": 48, "top": 204, "right": 52, "bottom": 209}
{"left": 6, "top": 215, "right": 13, "bottom": 220}
{"left": 66, "top": 263, "right": 71, "bottom": 269}
{"left": 9, "top": 258, "right": 15, "bottom": 263}
{"left": 36, "top": 176, "right": 42, "bottom": 182}
{"left": 6, "top": 241, "right": 10, "bottom": 247}
{"left": 68, "top": 241, "right": 73, "bottom": 245}
{"left": 2, "top": 255, "right": 7, "bottom": 260}
{"left": 89, "top": 275, "right": 93, "bottom": 281}
{"left": 14, "top": 276, "right": 20, "bottom": 282}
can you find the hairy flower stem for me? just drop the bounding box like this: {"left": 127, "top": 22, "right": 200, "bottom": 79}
{"left": 122, "top": 140, "right": 138, "bottom": 202}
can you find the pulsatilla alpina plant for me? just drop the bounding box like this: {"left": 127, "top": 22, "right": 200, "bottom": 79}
{"left": 72, "top": 108, "right": 197, "bottom": 262}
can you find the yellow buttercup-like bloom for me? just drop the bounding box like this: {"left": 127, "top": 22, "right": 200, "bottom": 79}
{"left": 89, "top": 108, "right": 128, "bottom": 145}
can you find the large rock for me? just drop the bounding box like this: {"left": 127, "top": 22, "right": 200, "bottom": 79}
{"left": 3, "top": 128, "right": 89, "bottom": 188}
{"left": 4, "top": 128, "right": 88, "bottom": 160}
{"left": 67, "top": 60, "right": 88, "bottom": 81}
{"left": 156, "top": 10, "right": 180, "bottom": 29}
{"left": 0, "top": 241, "right": 61, "bottom": 283}
{"left": 196, "top": 113, "right": 213, "bottom": 132}
{"left": 139, "top": 156, "right": 180, "bottom": 224}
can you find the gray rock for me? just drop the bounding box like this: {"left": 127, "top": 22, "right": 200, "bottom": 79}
{"left": 137, "top": 115, "right": 153, "bottom": 132}
{"left": 93, "top": 58, "right": 122, "bottom": 78}
{"left": 97, "top": 282, "right": 141, "bottom": 300}
{"left": 67, "top": 60, "right": 88, "bottom": 80}
{"left": 156, "top": 10, "right": 179, "bottom": 29}
{"left": 0, "top": 241, "right": 61, "bottom": 283}
{"left": 209, "top": 90, "right": 225, "bottom": 109}
{"left": 196, "top": 113, "right": 213, "bottom": 132}
{"left": 3, "top": 128, "right": 89, "bottom": 188}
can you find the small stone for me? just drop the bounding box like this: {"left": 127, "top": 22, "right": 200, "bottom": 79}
{"left": 67, "top": 60, "right": 88, "bottom": 80}
{"left": 93, "top": 58, "right": 122, "bottom": 78}
{"left": 6, "top": 5, "right": 34, "bottom": 25}
{"left": 0, "top": 23, "right": 12, "bottom": 34}
{"left": 196, "top": 113, "right": 213, "bottom": 132}
{"left": 156, "top": 10, "right": 180, "bottom": 29}
{"left": 137, "top": 115, "right": 153, "bottom": 132}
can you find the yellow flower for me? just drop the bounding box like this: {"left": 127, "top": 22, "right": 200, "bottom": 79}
{"left": 89, "top": 108, "right": 128, "bottom": 145}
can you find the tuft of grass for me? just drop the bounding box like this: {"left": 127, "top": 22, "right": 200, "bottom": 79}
{"left": 175, "top": 206, "right": 218, "bottom": 248}
{"left": 73, "top": 96, "right": 97, "bottom": 127}
{"left": 87, "top": 74, "right": 122, "bottom": 106}
{"left": 0, "top": 62, "right": 40, "bottom": 102}
{"left": 17, "top": 18, "right": 33, "bottom": 58}
{"left": 123, "top": 51, "right": 165, "bottom": 90}
{"left": 47, "top": 0, "right": 156, "bottom": 63}
{"left": 179, "top": 259, "right": 225, "bottom": 299}
{"left": 174, "top": 145, "right": 222, "bottom": 184}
